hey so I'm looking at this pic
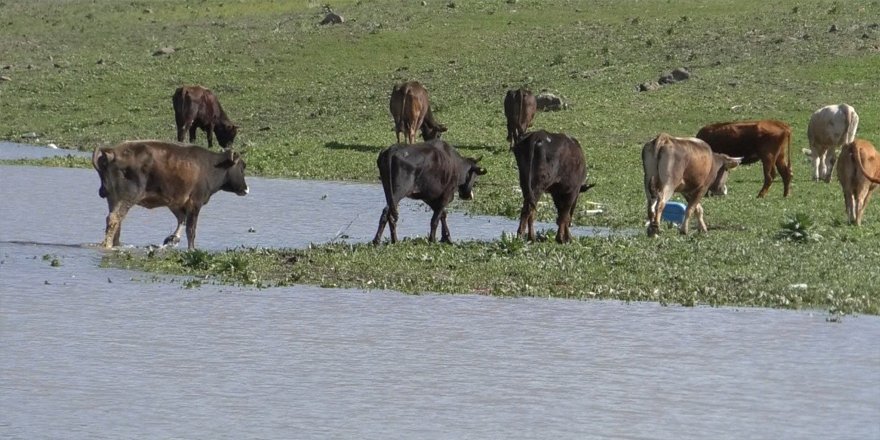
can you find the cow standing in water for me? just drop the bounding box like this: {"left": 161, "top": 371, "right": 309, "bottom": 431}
{"left": 642, "top": 133, "right": 740, "bottom": 237}
{"left": 389, "top": 81, "right": 447, "bottom": 144}
{"left": 173, "top": 85, "right": 239, "bottom": 149}
{"left": 504, "top": 88, "right": 537, "bottom": 149}
{"left": 92, "top": 140, "right": 249, "bottom": 249}
{"left": 373, "top": 139, "right": 486, "bottom": 244}
{"left": 808, "top": 104, "right": 859, "bottom": 182}
{"left": 696, "top": 120, "right": 791, "bottom": 197}
{"left": 837, "top": 139, "right": 880, "bottom": 226}
{"left": 513, "top": 130, "right": 592, "bottom": 243}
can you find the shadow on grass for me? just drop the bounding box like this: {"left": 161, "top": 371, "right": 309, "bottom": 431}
{"left": 324, "top": 141, "right": 381, "bottom": 153}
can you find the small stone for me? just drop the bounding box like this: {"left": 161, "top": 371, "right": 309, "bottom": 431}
{"left": 319, "top": 12, "right": 344, "bottom": 25}
{"left": 0, "top": 76, "right": 10, "bottom": 82}
{"left": 535, "top": 92, "right": 565, "bottom": 111}
{"left": 152, "top": 47, "right": 175, "bottom": 56}
{"left": 638, "top": 81, "right": 661, "bottom": 92}
{"left": 828, "top": 24, "right": 838, "bottom": 33}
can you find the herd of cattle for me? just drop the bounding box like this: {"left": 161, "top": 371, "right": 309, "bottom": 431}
{"left": 90, "top": 83, "right": 880, "bottom": 249}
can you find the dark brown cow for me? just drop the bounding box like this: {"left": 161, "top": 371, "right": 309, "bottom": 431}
{"left": 696, "top": 119, "right": 792, "bottom": 198}
{"left": 513, "top": 130, "right": 593, "bottom": 243}
{"left": 642, "top": 133, "right": 740, "bottom": 237}
{"left": 837, "top": 139, "right": 880, "bottom": 226}
{"left": 389, "top": 81, "right": 447, "bottom": 144}
{"left": 504, "top": 88, "right": 537, "bottom": 149}
{"left": 173, "top": 85, "right": 239, "bottom": 149}
{"left": 372, "top": 139, "right": 486, "bottom": 244}
{"left": 92, "top": 140, "right": 249, "bottom": 249}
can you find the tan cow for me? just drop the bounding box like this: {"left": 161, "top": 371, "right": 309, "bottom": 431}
{"left": 389, "top": 81, "right": 447, "bottom": 144}
{"left": 837, "top": 139, "right": 880, "bottom": 226}
{"left": 808, "top": 104, "right": 859, "bottom": 182}
{"left": 642, "top": 133, "right": 740, "bottom": 237}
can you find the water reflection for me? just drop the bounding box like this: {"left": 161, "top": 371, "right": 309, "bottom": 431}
{"left": 1, "top": 147, "right": 878, "bottom": 439}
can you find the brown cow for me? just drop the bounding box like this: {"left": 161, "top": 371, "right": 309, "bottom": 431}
{"left": 513, "top": 130, "right": 593, "bottom": 243}
{"left": 837, "top": 139, "right": 880, "bottom": 226}
{"left": 642, "top": 133, "right": 740, "bottom": 237}
{"left": 92, "top": 140, "right": 249, "bottom": 249}
{"left": 173, "top": 85, "right": 239, "bottom": 149}
{"left": 504, "top": 88, "right": 537, "bottom": 149}
{"left": 372, "top": 139, "right": 486, "bottom": 244}
{"left": 389, "top": 81, "right": 447, "bottom": 144}
{"left": 696, "top": 119, "right": 792, "bottom": 198}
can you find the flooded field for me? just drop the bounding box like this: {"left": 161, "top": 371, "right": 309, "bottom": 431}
{"left": 1, "top": 144, "right": 878, "bottom": 439}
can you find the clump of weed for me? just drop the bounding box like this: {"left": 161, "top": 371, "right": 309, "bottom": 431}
{"left": 176, "top": 249, "right": 214, "bottom": 271}
{"left": 777, "top": 213, "right": 822, "bottom": 243}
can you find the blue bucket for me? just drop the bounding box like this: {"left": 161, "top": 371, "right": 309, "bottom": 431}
{"left": 661, "top": 202, "right": 687, "bottom": 224}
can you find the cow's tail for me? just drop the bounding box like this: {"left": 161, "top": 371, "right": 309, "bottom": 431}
{"left": 402, "top": 85, "right": 413, "bottom": 141}
{"left": 785, "top": 125, "right": 792, "bottom": 171}
{"left": 853, "top": 144, "right": 880, "bottom": 184}
{"left": 378, "top": 149, "right": 398, "bottom": 219}
{"left": 844, "top": 105, "right": 859, "bottom": 144}
{"left": 517, "top": 89, "right": 527, "bottom": 137}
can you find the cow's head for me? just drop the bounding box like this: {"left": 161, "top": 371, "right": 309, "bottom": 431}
{"left": 708, "top": 154, "right": 742, "bottom": 196}
{"left": 215, "top": 123, "right": 239, "bottom": 149}
{"left": 219, "top": 149, "right": 249, "bottom": 196}
{"left": 458, "top": 156, "right": 487, "bottom": 200}
{"left": 420, "top": 121, "right": 447, "bottom": 141}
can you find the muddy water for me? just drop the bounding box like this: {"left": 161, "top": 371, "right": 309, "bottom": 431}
{"left": 1, "top": 149, "right": 879, "bottom": 439}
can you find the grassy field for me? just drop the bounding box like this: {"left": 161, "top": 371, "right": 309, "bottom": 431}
{"left": 3, "top": 0, "right": 879, "bottom": 313}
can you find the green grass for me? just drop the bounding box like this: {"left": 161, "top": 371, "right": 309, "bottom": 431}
{"left": 4, "top": 0, "right": 880, "bottom": 312}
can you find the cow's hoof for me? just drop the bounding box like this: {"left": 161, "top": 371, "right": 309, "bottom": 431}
{"left": 163, "top": 235, "right": 180, "bottom": 247}
{"left": 646, "top": 225, "right": 660, "bottom": 237}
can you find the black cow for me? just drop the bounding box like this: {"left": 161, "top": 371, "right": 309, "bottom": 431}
{"left": 173, "top": 85, "right": 239, "bottom": 149}
{"left": 513, "top": 130, "right": 593, "bottom": 243}
{"left": 389, "top": 81, "right": 447, "bottom": 144}
{"left": 92, "top": 140, "right": 249, "bottom": 249}
{"left": 504, "top": 88, "right": 537, "bottom": 148}
{"left": 372, "top": 139, "right": 486, "bottom": 244}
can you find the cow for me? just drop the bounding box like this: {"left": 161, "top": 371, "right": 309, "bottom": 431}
{"left": 503, "top": 88, "right": 537, "bottom": 149}
{"left": 696, "top": 119, "right": 792, "bottom": 198}
{"left": 92, "top": 140, "right": 249, "bottom": 249}
{"left": 389, "top": 81, "right": 447, "bottom": 144}
{"left": 372, "top": 139, "right": 486, "bottom": 244}
{"left": 642, "top": 133, "right": 741, "bottom": 237}
{"left": 808, "top": 104, "right": 859, "bottom": 182}
{"left": 172, "top": 85, "right": 239, "bottom": 149}
{"left": 512, "top": 130, "right": 593, "bottom": 243}
{"left": 837, "top": 139, "right": 880, "bottom": 226}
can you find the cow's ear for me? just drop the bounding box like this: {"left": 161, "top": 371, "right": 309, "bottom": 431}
{"left": 438, "top": 124, "right": 448, "bottom": 133}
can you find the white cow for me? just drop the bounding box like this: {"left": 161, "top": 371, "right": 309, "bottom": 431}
{"left": 807, "top": 104, "right": 859, "bottom": 182}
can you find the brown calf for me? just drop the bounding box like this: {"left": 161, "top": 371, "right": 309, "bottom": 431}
{"left": 173, "top": 85, "right": 239, "bottom": 149}
{"left": 389, "top": 81, "right": 447, "bottom": 144}
{"left": 696, "top": 119, "right": 791, "bottom": 198}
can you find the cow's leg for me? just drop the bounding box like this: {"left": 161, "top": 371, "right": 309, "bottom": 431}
{"left": 102, "top": 200, "right": 131, "bottom": 248}
{"left": 428, "top": 207, "right": 443, "bottom": 243}
{"left": 855, "top": 186, "right": 874, "bottom": 226}
{"left": 177, "top": 122, "right": 188, "bottom": 143}
{"left": 681, "top": 191, "right": 706, "bottom": 234}
{"left": 184, "top": 207, "right": 201, "bottom": 250}
{"left": 517, "top": 197, "right": 538, "bottom": 241}
{"left": 694, "top": 204, "right": 708, "bottom": 233}
{"left": 551, "top": 192, "right": 574, "bottom": 244}
{"left": 823, "top": 148, "right": 837, "bottom": 183}
{"left": 843, "top": 188, "right": 856, "bottom": 225}
{"left": 776, "top": 154, "right": 793, "bottom": 197}
{"left": 757, "top": 156, "right": 774, "bottom": 198}
{"left": 164, "top": 208, "right": 186, "bottom": 247}
{"left": 388, "top": 204, "right": 400, "bottom": 244}
{"left": 205, "top": 124, "right": 215, "bottom": 149}
{"left": 372, "top": 207, "right": 390, "bottom": 245}
{"left": 188, "top": 125, "right": 198, "bottom": 143}
{"left": 439, "top": 209, "right": 452, "bottom": 243}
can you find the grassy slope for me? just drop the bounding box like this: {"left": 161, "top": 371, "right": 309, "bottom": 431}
{"left": 3, "top": 0, "right": 879, "bottom": 312}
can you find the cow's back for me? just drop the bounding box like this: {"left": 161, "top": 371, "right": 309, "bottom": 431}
{"left": 644, "top": 134, "right": 714, "bottom": 191}
{"left": 697, "top": 120, "right": 789, "bottom": 163}
{"left": 809, "top": 104, "right": 859, "bottom": 146}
